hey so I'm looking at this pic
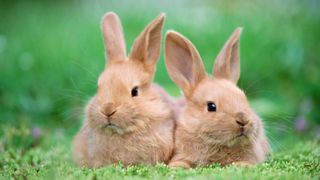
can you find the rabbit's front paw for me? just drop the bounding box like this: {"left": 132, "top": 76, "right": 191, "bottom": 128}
{"left": 169, "top": 160, "right": 192, "bottom": 169}
{"left": 231, "top": 161, "right": 253, "bottom": 167}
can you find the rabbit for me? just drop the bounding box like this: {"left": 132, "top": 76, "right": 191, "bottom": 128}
{"left": 72, "top": 12, "right": 176, "bottom": 168}
{"left": 164, "top": 28, "right": 270, "bottom": 168}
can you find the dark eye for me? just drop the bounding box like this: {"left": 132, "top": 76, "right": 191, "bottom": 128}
{"left": 131, "top": 86, "right": 139, "bottom": 97}
{"left": 207, "top": 102, "right": 216, "bottom": 112}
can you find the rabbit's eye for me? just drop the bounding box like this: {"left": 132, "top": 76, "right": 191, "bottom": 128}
{"left": 207, "top": 102, "right": 216, "bottom": 112}
{"left": 131, "top": 86, "right": 139, "bottom": 97}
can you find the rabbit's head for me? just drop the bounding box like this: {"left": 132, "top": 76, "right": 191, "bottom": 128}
{"left": 165, "top": 28, "right": 263, "bottom": 147}
{"left": 89, "top": 12, "right": 168, "bottom": 135}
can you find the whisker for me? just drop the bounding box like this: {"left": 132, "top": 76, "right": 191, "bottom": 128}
{"left": 242, "top": 72, "right": 274, "bottom": 94}
{"left": 71, "top": 61, "right": 99, "bottom": 80}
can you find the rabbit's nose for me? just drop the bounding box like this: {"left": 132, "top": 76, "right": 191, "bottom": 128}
{"left": 235, "top": 112, "right": 249, "bottom": 127}
{"left": 100, "top": 102, "right": 116, "bottom": 117}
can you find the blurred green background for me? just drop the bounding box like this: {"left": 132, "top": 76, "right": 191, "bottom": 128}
{"left": 0, "top": 0, "right": 320, "bottom": 175}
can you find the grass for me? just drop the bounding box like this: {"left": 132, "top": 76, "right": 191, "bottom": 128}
{"left": 1, "top": 0, "right": 320, "bottom": 179}
{"left": 0, "top": 126, "right": 319, "bottom": 179}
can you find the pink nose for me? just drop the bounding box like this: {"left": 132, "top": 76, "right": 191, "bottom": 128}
{"left": 100, "top": 103, "right": 116, "bottom": 117}
{"left": 235, "top": 112, "right": 249, "bottom": 127}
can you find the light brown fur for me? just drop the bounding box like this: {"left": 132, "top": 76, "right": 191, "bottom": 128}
{"left": 165, "top": 28, "right": 269, "bottom": 168}
{"left": 72, "top": 12, "right": 175, "bottom": 167}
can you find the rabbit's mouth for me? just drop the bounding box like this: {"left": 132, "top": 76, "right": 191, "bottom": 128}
{"left": 236, "top": 132, "right": 247, "bottom": 138}
{"left": 105, "top": 118, "right": 118, "bottom": 127}
{"left": 104, "top": 121, "right": 124, "bottom": 135}
{"left": 228, "top": 133, "right": 248, "bottom": 143}
{"left": 105, "top": 122, "right": 117, "bottom": 128}
{"left": 236, "top": 126, "right": 252, "bottom": 138}
{"left": 227, "top": 130, "right": 254, "bottom": 146}
{"left": 217, "top": 129, "right": 251, "bottom": 146}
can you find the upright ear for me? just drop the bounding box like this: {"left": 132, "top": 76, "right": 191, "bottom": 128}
{"left": 102, "top": 12, "right": 127, "bottom": 63}
{"left": 129, "top": 13, "right": 165, "bottom": 73}
{"left": 213, "top": 27, "right": 242, "bottom": 84}
{"left": 165, "top": 31, "right": 206, "bottom": 97}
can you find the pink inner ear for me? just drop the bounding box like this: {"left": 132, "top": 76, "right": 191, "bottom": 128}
{"left": 230, "top": 41, "right": 240, "bottom": 82}
{"left": 165, "top": 31, "right": 206, "bottom": 96}
{"left": 146, "top": 27, "right": 162, "bottom": 65}
{"left": 171, "top": 40, "right": 194, "bottom": 82}
{"left": 129, "top": 13, "right": 165, "bottom": 68}
{"left": 213, "top": 28, "right": 242, "bottom": 84}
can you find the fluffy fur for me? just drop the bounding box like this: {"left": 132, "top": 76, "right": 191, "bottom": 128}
{"left": 72, "top": 12, "right": 175, "bottom": 168}
{"left": 165, "top": 28, "right": 270, "bottom": 168}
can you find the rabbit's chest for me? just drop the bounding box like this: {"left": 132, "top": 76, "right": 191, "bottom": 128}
{"left": 187, "top": 143, "right": 248, "bottom": 166}
{"left": 91, "top": 129, "right": 169, "bottom": 165}
{"left": 206, "top": 146, "right": 248, "bottom": 165}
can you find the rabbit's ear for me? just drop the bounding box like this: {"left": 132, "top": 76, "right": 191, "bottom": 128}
{"left": 165, "top": 31, "right": 206, "bottom": 97}
{"left": 213, "top": 28, "right": 242, "bottom": 84}
{"left": 102, "top": 12, "right": 127, "bottom": 63}
{"left": 129, "top": 13, "right": 165, "bottom": 73}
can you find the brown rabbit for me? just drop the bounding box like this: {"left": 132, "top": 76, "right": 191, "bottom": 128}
{"left": 165, "top": 28, "right": 269, "bottom": 168}
{"left": 72, "top": 12, "right": 175, "bottom": 168}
